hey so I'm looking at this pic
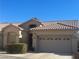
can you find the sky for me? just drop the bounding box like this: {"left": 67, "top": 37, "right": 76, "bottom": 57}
{"left": 0, "top": 0, "right": 79, "bottom": 23}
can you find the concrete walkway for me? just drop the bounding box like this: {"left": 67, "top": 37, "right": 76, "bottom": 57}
{"left": 0, "top": 51, "right": 73, "bottom": 59}
{"left": 7, "top": 53, "right": 73, "bottom": 59}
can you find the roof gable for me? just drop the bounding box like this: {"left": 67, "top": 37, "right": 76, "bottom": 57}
{"left": 19, "top": 18, "right": 42, "bottom": 27}
{"left": 2, "top": 24, "right": 20, "bottom": 31}
{"left": 19, "top": 18, "right": 42, "bottom": 30}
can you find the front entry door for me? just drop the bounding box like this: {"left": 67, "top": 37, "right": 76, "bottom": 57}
{"left": 28, "top": 33, "right": 33, "bottom": 51}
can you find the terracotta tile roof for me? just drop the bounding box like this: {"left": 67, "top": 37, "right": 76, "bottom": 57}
{"left": 31, "top": 23, "right": 79, "bottom": 30}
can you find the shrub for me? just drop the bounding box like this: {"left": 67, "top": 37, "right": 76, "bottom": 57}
{"left": 6, "top": 43, "right": 28, "bottom": 54}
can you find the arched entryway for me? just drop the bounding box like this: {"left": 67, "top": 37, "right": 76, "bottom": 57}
{"left": 28, "top": 24, "right": 37, "bottom": 51}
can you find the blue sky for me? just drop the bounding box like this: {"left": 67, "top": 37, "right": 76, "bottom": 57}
{"left": 0, "top": 0, "right": 79, "bottom": 23}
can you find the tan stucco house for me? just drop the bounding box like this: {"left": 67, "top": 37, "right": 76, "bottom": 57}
{"left": 0, "top": 18, "right": 79, "bottom": 54}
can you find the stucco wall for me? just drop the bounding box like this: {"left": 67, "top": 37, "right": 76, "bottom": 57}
{"left": 21, "top": 30, "right": 29, "bottom": 43}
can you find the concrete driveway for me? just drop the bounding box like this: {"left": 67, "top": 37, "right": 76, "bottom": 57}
{"left": 0, "top": 55, "right": 26, "bottom": 59}
{"left": 0, "top": 52, "right": 73, "bottom": 59}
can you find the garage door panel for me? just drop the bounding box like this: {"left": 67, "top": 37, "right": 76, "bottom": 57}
{"left": 38, "top": 35, "right": 72, "bottom": 53}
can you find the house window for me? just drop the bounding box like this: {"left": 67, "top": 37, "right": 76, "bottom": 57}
{"left": 63, "top": 38, "right": 65, "bottom": 40}
{"left": 59, "top": 38, "right": 61, "bottom": 40}
{"left": 67, "top": 38, "right": 70, "bottom": 40}
{"left": 29, "top": 24, "right": 37, "bottom": 28}
{"left": 7, "top": 32, "right": 17, "bottom": 45}
{"left": 55, "top": 38, "right": 57, "bottom": 40}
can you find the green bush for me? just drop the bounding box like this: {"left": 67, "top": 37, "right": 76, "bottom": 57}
{"left": 6, "top": 43, "right": 28, "bottom": 54}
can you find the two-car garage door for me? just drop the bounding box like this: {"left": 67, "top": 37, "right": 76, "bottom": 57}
{"left": 38, "top": 35, "right": 72, "bottom": 53}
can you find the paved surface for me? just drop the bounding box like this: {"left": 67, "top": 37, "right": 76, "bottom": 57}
{"left": 0, "top": 55, "right": 26, "bottom": 59}
{"left": 0, "top": 51, "right": 73, "bottom": 59}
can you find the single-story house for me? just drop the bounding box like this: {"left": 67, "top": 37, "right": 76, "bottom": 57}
{"left": 0, "top": 18, "right": 79, "bottom": 54}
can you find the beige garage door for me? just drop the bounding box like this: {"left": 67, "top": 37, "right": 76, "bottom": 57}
{"left": 38, "top": 35, "right": 72, "bottom": 53}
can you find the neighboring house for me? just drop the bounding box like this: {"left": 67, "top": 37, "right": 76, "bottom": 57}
{"left": 0, "top": 18, "right": 79, "bottom": 54}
